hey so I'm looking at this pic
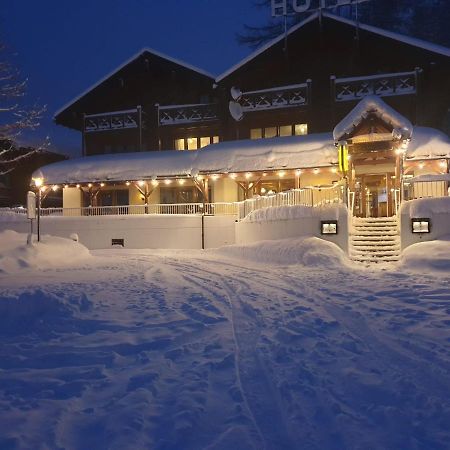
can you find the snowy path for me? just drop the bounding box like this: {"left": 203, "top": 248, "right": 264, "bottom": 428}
{"left": 0, "top": 246, "right": 450, "bottom": 450}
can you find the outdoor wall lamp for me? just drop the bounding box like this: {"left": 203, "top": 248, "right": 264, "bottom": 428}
{"left": 321, "top": 220, "right": 338, "bottom": 235}
{"left": 411, "top": 218, "right": 431, "bottom": 234}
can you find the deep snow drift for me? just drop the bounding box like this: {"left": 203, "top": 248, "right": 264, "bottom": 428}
{"left": 0, "top": 232, "right": 449, "bottom": 450}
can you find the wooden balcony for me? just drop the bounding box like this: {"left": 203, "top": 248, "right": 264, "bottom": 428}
{"left": 158, "top": 103, "right": 219, "bottom": 126}
{"left": 84, "top": 108, "right": 142, "bottom": 133}
{"left": 331, "top": 69, "right": 421, "bottom": 103}
{"left": 240, "top": 81, "right": 311, "bottom": 112}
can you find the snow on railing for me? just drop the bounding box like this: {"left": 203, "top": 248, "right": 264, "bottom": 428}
{"left": 403, "top": 179, "right": 450, "bottom": 200}
{"left": 237, "top": 184, "right": 344, "bottom": 221}
{"left": 332, "top": 69, "right": 420, "bottom": 103}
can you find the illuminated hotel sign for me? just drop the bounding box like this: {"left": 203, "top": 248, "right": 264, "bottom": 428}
{"left": 272, "top": 0, "right": 369, "bottom": 16}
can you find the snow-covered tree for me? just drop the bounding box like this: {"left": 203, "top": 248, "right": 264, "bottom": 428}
{"left": 0, "top": 43, "right": 47, "bottom": 176}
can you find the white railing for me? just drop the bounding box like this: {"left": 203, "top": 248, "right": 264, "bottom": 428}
{"left": 237, "top": 185, "right": 344, "bottom": 221}
{"left": 404, "top": 180, "right": 450, "bottom": 200}
{"left": 0, "top": 187, "right": 344, "bottom": 222}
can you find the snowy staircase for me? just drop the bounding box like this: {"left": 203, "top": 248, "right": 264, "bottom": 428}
{"left": 350, "top": 216, "right": 401, "bottom": 263}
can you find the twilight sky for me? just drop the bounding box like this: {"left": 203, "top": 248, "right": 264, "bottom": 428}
{"left": 2, "top": 0, "right": 268, "bottom": 157}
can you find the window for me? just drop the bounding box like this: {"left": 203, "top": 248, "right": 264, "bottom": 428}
{"left": 250, "top": 124, "right": 308, "bottom": 140}
{"left": 175, "top": 136, "right": 219, "bottom": 150}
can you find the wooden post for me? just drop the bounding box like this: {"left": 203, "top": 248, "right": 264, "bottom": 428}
{"left": 137, "top": 105, "right": 143, "bottom": 152}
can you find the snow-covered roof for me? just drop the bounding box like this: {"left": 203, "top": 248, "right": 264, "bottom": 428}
{"left": 406, "top": 127, "right": 450, "bottom": 160}
{"left": 54, "top": 48, "right": 215, "bottom": 119}
{"left": 333, "top": 95, "right": 413, "bottom": 141}
{"left": 33, "top": 134, "right": 337, "bottom": 185}
{"left": 323, "top": 12, "right": 450, "bottom": 59}
{"left": 215, "top": 13, "right": 319, "bottom": 83}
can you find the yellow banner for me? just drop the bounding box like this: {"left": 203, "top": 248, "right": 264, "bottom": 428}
{"left": 338, "top": 144, "right": 349, "bottom": 173}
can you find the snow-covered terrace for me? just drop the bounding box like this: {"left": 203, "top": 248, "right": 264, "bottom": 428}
{"left": 34, "top": 127, "right": 450, "bottom": 186}
{"left": 34, "top": 133, "right": 338, "bottom": 185}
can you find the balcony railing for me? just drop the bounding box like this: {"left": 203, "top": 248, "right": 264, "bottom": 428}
{"left": 240, "top": 81, "right": 311, "bottom": 112}
{"left": 84, "top": 108, "right": 142, "bottom": 133}
{"left": 158, "top": 103, "right": 219, "bottom": 126}
{"left": 331, "top": 69, "right": 421, "bottom": 103}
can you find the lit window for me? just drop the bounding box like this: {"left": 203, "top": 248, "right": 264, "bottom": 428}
{"left": 212, "top": 136, "right": 219, "bottom": 144}
{"left": 279, "top": 125, "right": 292, "bottom": 137}
{"left": 250, "top": 128, "right": 263, "bottom": 140}
{"left": 187, "top": 138, "right": 198, "bottom": 150}
{"left": 294, "top": 124, "right": 308, "bottom": 135}
{"left": 265, "top": 127, "right": 277, "bottom": 138}
{"left": 200, "top": 137, "right": 210, "bottom": 148}
{"left": 175, "top": 139, "right": 185, "bottom": 151}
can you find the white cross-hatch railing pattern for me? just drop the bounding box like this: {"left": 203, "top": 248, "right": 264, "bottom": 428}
{"left": 0, "top": 185, "right": 345, "bottom": 222}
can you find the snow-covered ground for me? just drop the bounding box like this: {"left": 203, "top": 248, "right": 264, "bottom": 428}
{"left": 0, "top": 231, "right": 450, "bottom": 450}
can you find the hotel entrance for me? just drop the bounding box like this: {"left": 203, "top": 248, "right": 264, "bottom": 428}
{"left": 353, "top": 173, "right": 396, "bottom": 218}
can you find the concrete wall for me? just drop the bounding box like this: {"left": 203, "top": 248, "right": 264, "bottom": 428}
{"left": 236, "top": 206, "right": 349, "bottom": 253}
{"left": 0, "top": 215, "right": 236, "bottom": 250}
{"left": 400, "top": 198, "right": 450, "bottom": 250}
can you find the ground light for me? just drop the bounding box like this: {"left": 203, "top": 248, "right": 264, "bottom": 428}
{"left": 411, "top": 218, "right": 431, "bottom": 233}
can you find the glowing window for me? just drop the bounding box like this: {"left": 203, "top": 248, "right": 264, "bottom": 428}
{"left": 200, "top": 137, "right": 210, "bottom": 148}
{"left": 265, "top": 127, "right": 277, "bottom": 138}
{"left": 187, "top": 138, "right": 198, "bottom": 150}
{"left": 175, "top": 139, "right": 185, "bottom": 151}
{"left": 294, "top": 124, "right": 308, "bottom": 135}
{"left": 212, "top": 136, "right": 219, "bottom": 144}
{"left": 279, "top": 125, "right": 292, "bottom": 137}
{"left": 250, "top": 128, "right": 263, "bottom": 140}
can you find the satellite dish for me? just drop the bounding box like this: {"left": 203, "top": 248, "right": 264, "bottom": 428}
{"left": 229, "top": 101, "right": 243, "bottom": 122}
{"left": 230, "top": 86, "right": 242, "bottom": 101}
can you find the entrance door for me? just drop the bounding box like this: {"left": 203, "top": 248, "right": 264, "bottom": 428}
{"left": 354, "top": 173, "right": 395, "bottom": 218}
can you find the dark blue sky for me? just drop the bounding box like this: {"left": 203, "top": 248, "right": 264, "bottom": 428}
{"left": 2, "top": 0, "right": 268, "bottom": 157}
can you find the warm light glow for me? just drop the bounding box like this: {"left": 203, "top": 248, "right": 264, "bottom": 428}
{"left": 331, "top": 167, "right": 337, "bottom": 173}
{"left": 126, "top": 181, "right": 130, "bottom": 186}
{"left": 395, "top": 148, "right": 405, "bottom": 155}
{"left": 137, "top": 180, "right": 145, "bottom": 187}
{"left": 52, "top": 185, "right": 59, "bottom": 192}
{"left": 178, "top": 179, "right": 185, "bottom": 185}
{"left": 88, "top": 183, "right": 93, "bottom": 188}
{"left": 295, "top": 169, "right": 302, "bottom": 176}
{"left": 64, "top": 184, "right": 68, "bottom": 189}
{"left": 196, "top": 175, "right": 203, "bottom": 181}
{"left": 33, "top": 177, "right": 43, "bottom": 187}
{"left": 262, "top": 172, "right": 267, "bottom": 177}
{"left": 229, "top": 173, "right": 237, "bottom": 179}
{"left": 151, "top": 180, "right": 159, "bottom": 186}
{"left": 245, "top": 172, "right": 252, "bottom": 179}
{"left": 278, "top": 170, "right": 286, "bottom": 178}
{"left": 164, "top": 179, "right": 172, "bottom": 185}
{"left": 313, "top": 168, "right": 320, "bottom": 174}
{"left": 211, "top": 174, "right": 219, "bottom": 181}
{"left": 418, "top": 162, "right": 425, "bottom": 169}
{"left": 100, "top": 182, "right": 105, "bottom": 187}
{"left": 260, "top": 187, "right": 267, "bottom": 194}
{"left": 439, "top": 160, "right": 447, "bottom": 169}
{"left": 76, "top": 184, "right": 80, "bottom": 188}
{"left": 40, "top": 186, "right": 47, "bottom": 192}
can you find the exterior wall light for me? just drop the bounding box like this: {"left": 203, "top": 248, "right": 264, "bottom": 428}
{"left": 321, "top": 220, "right": 338, "bottom": 235}
{"left": 411, "top": 218, "right": 431, "bottom": 234}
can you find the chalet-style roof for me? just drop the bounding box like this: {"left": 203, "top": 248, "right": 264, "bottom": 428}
{"left": 333, "top": 95, "right": 413, "bottom": 141}
{"left": 54, "top": 48, "right": 215, "bottom": 129}
{"left": 216, "top": 12, "right": 450, "bottom": 83}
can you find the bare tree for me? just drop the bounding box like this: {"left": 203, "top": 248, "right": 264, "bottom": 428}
{"left": 0, "top": 43, "right": 47, "bottom": 176}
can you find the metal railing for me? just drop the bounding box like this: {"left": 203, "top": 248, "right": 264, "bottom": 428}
{"left": 331, "top": 69, "right": 420, "bottom": 103}
{"left": 237, "top": 184, "right": 344, "bottom": 221}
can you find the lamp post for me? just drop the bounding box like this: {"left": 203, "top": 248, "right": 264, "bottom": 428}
{"left": 33, "top": 178, "right": 43, "bottom": 242}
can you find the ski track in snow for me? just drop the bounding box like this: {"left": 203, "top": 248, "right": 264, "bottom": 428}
{"left": 0, "top": 249, "right": 449, "bottom": 450}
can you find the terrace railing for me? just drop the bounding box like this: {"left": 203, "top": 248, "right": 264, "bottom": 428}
{"left": 158, "top": 103, "right": 219, "bottom": 126}
{"left": 84, "top": 108, "right": 141, "bottom": 133}
{"left": 403, "top": 179, "right": 450, "bottom": 200}
{"left": 331, "top": 69, "right": 420, "bottom": 103}
{"left": 240, "top": 81, "right": 311, "bottom": 112}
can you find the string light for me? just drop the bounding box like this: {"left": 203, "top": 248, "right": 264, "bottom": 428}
{"left": 125, "top": 181, "right": 130, "bottom": 186}
{"left": 295, "top": 169, "right": 302, "bottom": 176}
{"left": 52, "top": 185, "right": 59, "bottom": 191}
{"left": 76, "top": 184, "right": 80, "bottom": 188}
{"left": 87, "top": 183, "right": 93, "bottom": 188}
{"left": 245, "top": 172, "right": 252, "bottom": 179}
{"left": 278, "top": 170, "right": 286, "bottom": 178}
{"left": 137, "top": 180, "right": 145, "bottom": 187}
{"left": 151, "top": 180, "right": 159, "bottom": 187}
{"left": 100, "top": 183, "right": 105, "bottom": 187}
{"left": 229, "top": 173, "right": 237, "bottom": 179}
{"left": 211, "top": 174, "right": 219, "bottom": 181}
{"left": 164, "top": 179, "right": 172, "bottom": 185}
{"left": 178, "top": 179, "right": 185, "bottom": 185}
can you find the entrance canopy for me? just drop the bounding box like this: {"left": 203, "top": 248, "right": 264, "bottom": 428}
{"left": 333, "top": 95, "right": 413, "bottom": 142}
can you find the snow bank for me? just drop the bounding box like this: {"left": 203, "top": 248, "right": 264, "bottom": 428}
{"left": 0, "top": 230, "right": 91, "bottom": 274}
{"left": 401, "top": 196, "right": 450, "bottom": 217}
{"left": 243, "top": 204, "right": 346, "bottom": 223}
{"left": 401, "top": 237, "right": 450, "bottom": 272}
{"left": 217, "top": 236, "right": 348, "bottom": 268}
{"left": 0, "top": 209, "right": 28, "bottom": 222}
